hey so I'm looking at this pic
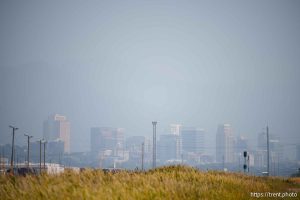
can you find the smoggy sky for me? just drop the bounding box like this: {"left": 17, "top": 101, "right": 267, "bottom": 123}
{"left": 1, "top": 0, "right": 300, "bottom": 153}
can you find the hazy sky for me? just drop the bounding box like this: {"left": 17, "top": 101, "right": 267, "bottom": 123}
{"left": 1, "top": 0, "right": 300, "bottom": 152}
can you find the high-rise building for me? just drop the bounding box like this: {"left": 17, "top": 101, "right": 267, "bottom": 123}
{"left": 170, "top": 124, "right": 182, "bottom": 159}
{"left": 216, "top": 124, "right": 234, "bottom": 163}
{"left": 235, "top": 135, "right": 248, "bottom": 154}
{"left": 257, "top": 132, "right": 280, "bottom": 152}
{"left": 90, "top": 127, "right": 124, "bottom": 154}
{"left": 256, "top": 132, "right": 282, "bottom": 165}
{"left": 126, "top": 136, "right": 145, "bottom": 153}
{"left": 158, "top": 134, "right": 180, "bottom": 162}
{"left": 181, "top": 127, "right": 205, "bottom": 155}
{"left": 170, "top": 124, "right": 181, "bottom": 136}
{"left": 43, "top": 114, "right": 70, "bottom": 153}
{"left": 125, "top": 136, "right": 145, "bottom": 167}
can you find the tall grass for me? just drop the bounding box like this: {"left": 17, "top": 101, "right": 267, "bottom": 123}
{"left": 0, "top": 165, "right": 298, "bottom": 200}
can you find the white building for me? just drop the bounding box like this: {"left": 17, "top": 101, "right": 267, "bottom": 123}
{"left": 216, "top": 124, "right": 234, "bottom": 163}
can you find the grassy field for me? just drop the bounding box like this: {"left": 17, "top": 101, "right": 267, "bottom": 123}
{"left": 0, "top": 165, "right": 299, "bottom": 200}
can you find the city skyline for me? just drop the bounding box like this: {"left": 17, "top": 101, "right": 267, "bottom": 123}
{"left": 0, "top": 118, "right": 292, "bottom": 158}
{"left": 1, "top": 0, "right": 300, "bottom": 153}
{"left": 1, "top": 120, "right": 298, "bottom": 176}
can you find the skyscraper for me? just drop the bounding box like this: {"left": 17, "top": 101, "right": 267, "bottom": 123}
{"left": 216, "top": 124, "right": 234, "bottom": 163}
{"left": 181, "top": 127, "right": 205, "bottom": 155}
{"left": 43, "top": 114, "right": 70, "bottom": 153}
{"left": 90, "top": 127, "right": 124, "bottom": 154}
{"left": 256, "top": 131, "right": 282, "bottom": 171}
{"left": 170, "top": 124, "right": 181, "bottom": 136}
{"left": 158, "top": 134, "right": 180, "bottom": 162}
{"left": 170, "top": 124, "right": 182, "bottom": 159}
{"left": 235, "top": 135, "right": 248, "bottom": 154}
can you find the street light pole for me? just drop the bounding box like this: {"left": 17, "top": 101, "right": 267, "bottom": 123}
{"left": 267, "top": 126, "right": 270, "bottom": 177}
{"left": 24, "top": 134, "right": 33, "bottom": 170}
{"left": 39, "top": 139, "right": 42, "bottom": 174}
{"left": 152, "top": 121, "right": 157, "bottom": 169}
{"left": 43, "top": 140, "right": 47, "bottom": 171}
{"left": 9, "top": 126, "right": 18, "bottom": 175}
{"left": 141, "top": 142, "right": 144, "bottom": 171}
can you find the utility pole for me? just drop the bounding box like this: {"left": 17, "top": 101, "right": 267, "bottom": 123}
{"left": 267, "top": 126, "right": 270, "bottom": 176}
{"left": 1, "top": 148, "right": 4, "bottom": 173}
{"left": 9, "top": 125, "right": 18, "bottom": 175}
{"left": 152, "top": 121, "right": 157, "bottom": 169}
{"left": 277, "top": 153, "right": 279, "bottom": 176}
{"left": 0, "top": 148, "right": 2, "bottom": 173}
{"left": 39, "top": 139, "right": 44, "bottom": 174}
{"left": 43, "top": 140, "right": 47, "bottom": 171}
{"left": 24, "top": 134, "right": 33, "bottom": 170}
{"left": 141, "top": 142, "right": 144, "bottom": 171}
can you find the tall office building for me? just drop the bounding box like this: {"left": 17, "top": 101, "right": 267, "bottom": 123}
{"left": 181, "top": 127, "right": 205, "bottom": 154}
{"left": 126, "top": 136, "right": 145, "bottom": 153}
{"left": 257, "top": 132, "right": 280, "bottom": 152}
{"left": 170, "top": 124, "right": 182, "bottom": 159}
{"left": 158, "top": 134, "right": 180, "bottom": 162}
{"left": 125, "top": 136, "right": 146, "bottom": 166}
{"left": 43, "top": 114, "right": 70, "bottom": 153}
{"left": 90, "top": 127, "right": 124, "bottom": 154}
{"left": 170, "top": 124, "right": 181, "bottom": 136}
{"left": 216, "top": 124, "right": 234, "bottom": 163}
{"left": 257, "top": 132, "right": 282, "bottom": 168}
{"left": 235, "top": 135, "right": 248, "bottom": 153}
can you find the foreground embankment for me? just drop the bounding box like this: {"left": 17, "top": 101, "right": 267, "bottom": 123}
{"left": 0, "top": 165, "right": 299, "bottom": 199}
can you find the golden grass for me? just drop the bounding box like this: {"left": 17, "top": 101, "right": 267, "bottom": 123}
{"left": 0, "top": 165, "right": 299, "bottom": 200}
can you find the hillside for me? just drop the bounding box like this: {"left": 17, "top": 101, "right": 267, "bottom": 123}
{"left": 0, "top": 165, "right": 299, "bottom": 200}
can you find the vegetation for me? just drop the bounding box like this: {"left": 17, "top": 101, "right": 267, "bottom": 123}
{"left": 0, "top": 165, "right": 299, "bottom": 200}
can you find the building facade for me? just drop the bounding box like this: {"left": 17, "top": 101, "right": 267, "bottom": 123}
{"left": 43, "top": 114, "right": 70, "bottom": 153}
{"left": 158, "top": 134, "right": 180, "bottom": 163}
{"left": 90, "top": 127, "right": 124, "bottom": 154}
{"left": 181, "top": 127, "right": 205, "bottom": 155}
{"left": 216, "top": 124, "right": 234, "bottom": 163}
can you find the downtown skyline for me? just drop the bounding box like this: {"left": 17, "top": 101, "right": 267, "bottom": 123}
{"left": 1, "top": 0, "right": 299, "bottom": 153}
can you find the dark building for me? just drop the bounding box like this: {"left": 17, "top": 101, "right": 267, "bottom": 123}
{"left": 181, "top": 127, "right": 205, "bottom": 154}
{"left": 158, "top": 134, "right": 180, "bottom": 163}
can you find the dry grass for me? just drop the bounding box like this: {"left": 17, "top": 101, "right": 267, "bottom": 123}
{"left": 0, "top": 165, "right": 299, "bottom": 200}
